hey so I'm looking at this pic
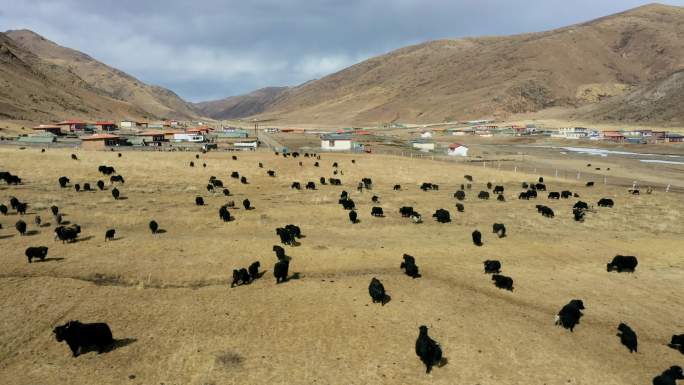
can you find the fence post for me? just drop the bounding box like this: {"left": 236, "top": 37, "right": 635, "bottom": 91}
{"left": 576, "top": 172, "right": 580, "bottom": 180}
{"left": 603, "top": 176, "right": 607, "bottom": 185}
{"left": 514, "top": 166, "right": 517, "bottom": 173}
{"left": 483, "top": 162, "right": 486, "bottom": 168}
{"left": 555, "top": 169, "right": 558, "bottom": 177}
{"left": 666, "top": 184, "right": 671, "bottom": 192}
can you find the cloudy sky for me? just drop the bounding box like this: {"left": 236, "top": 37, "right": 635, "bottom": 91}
{"left": 2, "top": 0, "right": 682, "bottom": 102}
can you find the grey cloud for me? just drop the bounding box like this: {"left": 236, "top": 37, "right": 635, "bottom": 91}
{"left": 2, "top": 0, "right": 683, "bottom": 101}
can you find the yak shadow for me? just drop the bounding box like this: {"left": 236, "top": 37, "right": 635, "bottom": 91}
{"left": 289, "top": 272, "right": 301, "bottom": 280}
{"left": 154, "top": 229, "right": 167, "bottom": 234}
{"left": 36, "top": 257, "right": 65, "bottom": 263}
{"left": 78, "top": 338, "right": 137, "bottom": 356}
{"left": 254, "top": 271, "right": 267, "bottom": 279}
{"left": 73, "top": 235, "right": 95, "bottom": 243}
{"left": 40, "top": 222, "right": 51, "bottom": 228}
{"left": 381, "top": 294, "right": 392, "bottom": 306}
{"left": 59, "top": 220, "right": 71, "bottom": 226}
{"left": 24, "top": 230, "right": 40, "bottom": 236}
{"left": 0, "top": 234, "right": 15, "bottom": 239}
{"left": 437, "top": 357, "right": 448, "bottom": 369}
{"left": 116, "top": 197, "right": 129, "bottom": 201}
{"left": 668, "top": 344, "right": 684, "bottom": 354}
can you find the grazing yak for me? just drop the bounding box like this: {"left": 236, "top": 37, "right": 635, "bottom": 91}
{"left": 652, "top": 366, "right": 683, "bottom": 385}
{"left": 348, "top": 210, "right": 358, "bottom": 224}
{"left": 243, "top": 199, "right": 252, "bottom": 210}
{"left": 0, "top": 204, "right": 7, "bottom": 215}
{"left": 617, "top": 323, "right": 638, "bottom": 353}
{"left": 111, "top": 188, "right": 120, "bottom": 200}
{"left": 274, "top": 259, "right": 290, "bottom": 283}
{"left": 371, "top": 207, "right": 384, "bottom": 217}
{"left": 472, "top": 230, "right": 483, "bottom": 246}
{"left": 368, "top": 277, "right": 388, "bottom": 305}
{"left": 291, "top": 182, "right": 301, "bottom": 190}
{"left": 276, "top": 226, "right": 298, "bottom": 245}
{"left": 25, "top": 246, "right": 48, "bottom": 263}
{"left": 556, "top": 299, "right": 585, "bottom": 332}
{"left": 433, "top": 209, "right": 451, "bottom": 223}
{"left": 219, "top": 206, "right": 232, "bottom": 222}
{"left": 71, "top": 154, "right": 78, "bottom": 160}
{"left": 371, "top": 195, "right": 379, "bottom": 203}
{"left": 607, "top": 255, "right": 638, "bottom": 273}
{"left": 464, "top": 175, "right": 473, "bottom": 182}
{"left": 492, "top": 274, "right": 514, "bottom": 291}
{"left": 629, "top": 188, "right": 640, "bottom": 195}
{"left": 410, "top": 212, "right": 423, "bottom": 224}
{"left": 231, "top": 268, "right": 251, "bottom": 287}
{"left": 329, "top": 178, "right": 342, "bottom": 185}
{"left": 400, "top": 206, "right": 415, "bottom": 217}
{"left": 455, "top": 203, "right": 464, "bottom": 212}
{"left": 492, "top": 223, "right": 506, "bottom": 238}
{"left": 34, "top": 215, "right": 41, "bottom": 227}
{"left": 478, "top": 191, "right": 490, "bottom": 200}
{"left": 240, "top": 176, "right": 248, "bottom": 184}
{"left": 305, "top": 181, "right": 316, "bottom": 190}
{"left": 574, "top": 201, "right": 589, "bottom": 211}
{"left": 548, "top": 192, "right": 560, "bottom": 199}
{"left": 497, "top": 194, "right": 505, "bottom": 202}
{"left": 267, "top": 170, "right": 276, "bottom": 177}
{"left": 493, "top": 185, "right": 504, "bottom": 195}
{"left": 16, "top": 202, "right": 27, "bottom": 215}
{"left": 98, "top": 165, "right": 116, "bottom": 175}
{"left": 340, "top": 199, "right": 355, "bottom": 210}
{"left": 53, "top": 321, "right": 114, "bottom": 357}
{"left": 522, "top": 182, "right": 529, "bottom": 189}
{"left": 561, "top": 190, "right": 573, "bottom": 199}
{"left": 149, "top": 220, "right": 159, "bottom": 234}
{"left": 536, "top": 183, "right": 546, "bottom": 191}
{"left": 320, "top": 177, "right": 327, "bottom": 185}
{"left": 393, "top": 184, "right": 401, "bottom": 191}
{"left": 189, "top": 161, "right": 195, "bottom": 167}
{"left": 195, "top": 197, "right": 204, "bottom": 206}
{"left": 536, "top": 205, "right": 554, "bottom": 218}
{"left": 586, "top": 181, "right": 595, "bottom": 187}
{"left": 105, "top": 229, "right": 115, "bottom": 241}
{"left": 222, "top": 188, "right": 231, "bottom": 196}
{"left": 83, "top": 183, "right": 92, "bottom": 191}
{"left": 10, "top": 197, "right": 20, "bottom": 210}
{"left": 110, "top": 175, "right": 125, "bottom": 184}
{"left": 361, "top": 177, "right": 372, "bottom": 189}
{"left": 231, "top": 171, "right": 239, "bottom": 179}
{"left": 273, "top": 245, "right": 287, "bottom": 261}
{"left": 55, "top": 225, "right": 81, "bottom": 243}
{"left": 486, "top": 182, "right": 493, "bottom": 190}
{"left": 415, "top": 326, "right": 443, "bottom": 374}
{"left": 400, "top": 254, "right": 420, "bottom": 278}
{"left": 97, "top": 180, "right": 105, "bottom": 191}
{"left": 15, "top": 220, "right": 27, "bottom": 236}
{"left": 51, "top": 205, "right": 59, "bottom": 216}
{"left": 454, "top": 190, "right": 466, "bottom": 201}
{"left": 483, "top": 260, "right": 501, "bottom": 274}
{"left": 74, "top": 184, "right": 81, "bottom": 193}
{"left": 598, "top": 198, "right": 614, "bottom": 208}
{"left": 210, "top": 179, "right": 224, "bottom": 188}
{"left": 248, "top": 261, "right": 261, "bottom": 279}
{"left": 669, "top": 335, "right": 684, "bottom": 354}
{"left": 58, "top": 176, "right": 70, "bottom": 188}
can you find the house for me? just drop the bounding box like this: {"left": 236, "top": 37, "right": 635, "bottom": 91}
{"left": 447, "top": 143, "right": 469, "bottom": 156}
{"left": 137, "top": 130, "right": 165, "bottom": 146}
{"left": 665, "top": 133, "right": 684, "bottom": 143}
{"left": 233, "top": 140, "right": 258, "bottom": 150}
{"left": 216, "top": 129, "right": 249, "bottom": 139}
{"left": 81, "top": 133, "right": 121, "bottom": 150}
{"left": 420, "top": 131, "right": 433, "bottom": 139}
{"left": 173, "top": 133, "right": 205, "bottom": 142}
{"left": 95, "top": 121, "right": 117, "bottom": 131}
{"left": 120, "top": 120, "right": 149, "bottom": 129}
{"left": 188, "top": 126, "right": 212, "bottom": 135}
{"left": 411, "top": 139, "right": 435, "bottom": 152}
{"left": 552, "top": 127, "right": 589, "bottom": 139}
{"left": 33, "top": 125, "right": 63, "bottom": 136}
{"left": 56, "top": 120, "right": 88, "bottom": 132}
{"left": 321, "top": 134, "right": 353, "bottom": 151}
{"left": 602, "top": 130, "right": 625, "bottom": 142}
{"left": 17, "top": 132, "right": 57, "bottom": 144}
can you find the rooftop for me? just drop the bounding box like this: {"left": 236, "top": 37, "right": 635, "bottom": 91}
{"left": 81, "top": 133, "right": 120, "bottom": 141}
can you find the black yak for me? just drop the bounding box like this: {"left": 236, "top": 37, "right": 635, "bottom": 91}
{"left": 53, "top": 320, "right": 114, "bottom": 357}
{"left": 415, "top": 326, "right": 443, "bottom": 374}
{"left": 368, "top": 277, "right": 388, "bottom": 305}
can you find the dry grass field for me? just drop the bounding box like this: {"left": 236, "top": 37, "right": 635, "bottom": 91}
{"left": 0, "top": 147, "right": 683, "bottom": 385}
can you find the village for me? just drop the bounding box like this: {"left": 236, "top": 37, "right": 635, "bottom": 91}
{"left": 4, "top": 119, "right": 682, "bottom": 159}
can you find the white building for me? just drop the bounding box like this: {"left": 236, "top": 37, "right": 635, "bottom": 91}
{"left": 420, "top": 131, "right": 433, "bottom": 139}
{"left": 234, "top": 140, "right": 258, "bottom": 150}
{"left": 447, "top": 143, "right": 469, "bottom": 156}
{"left": 411, "top": 139, "right": 435, "bottom": 152}
{"left": 552, "top": 127, "right": 589, "bottom": 139}
{"left": 173, "top": 133, "right": 205, "bottom": 142}
{"left": 321, "top": 134, "right": 353, "bottom": 151}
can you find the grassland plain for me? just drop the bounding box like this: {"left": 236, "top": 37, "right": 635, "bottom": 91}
{"left": 0, "top": 147, "right": 682, "bottom": 385}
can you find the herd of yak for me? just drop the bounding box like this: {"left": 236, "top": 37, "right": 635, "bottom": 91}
{"left": 1, "top": 150, "right": 683, "bottom": 384}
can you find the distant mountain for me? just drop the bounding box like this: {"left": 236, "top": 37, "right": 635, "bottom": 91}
{"left": 238, "top": 3, "right": 684, "bottom": 125}
{"left": 0, "top": 32, "right": 150, "bottom": 123}
{"left": 194, "top": 87, "right": 288, "bottom": 120}
{"left": 6, "top": 29, "right": 199, "bottom": 120}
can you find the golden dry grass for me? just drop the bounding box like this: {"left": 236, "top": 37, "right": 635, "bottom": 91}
{"left": 0, "top": 147, "right": 682, "bottom": 385}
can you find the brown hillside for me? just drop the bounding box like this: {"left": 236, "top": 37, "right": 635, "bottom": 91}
{"left": 245, "top": 3, "right": 683, "bottom": 125}
{"left": 193, "top": 87, "right": 288, "bottom": 120}
{"left": 573, "top": 69, "right": 684, "bottom": 124}
{"left": 6, "top": 29, "right": 199, "bottom": 120}
{"left": 0, "top": 32, "right": 150, "bottom": 124}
